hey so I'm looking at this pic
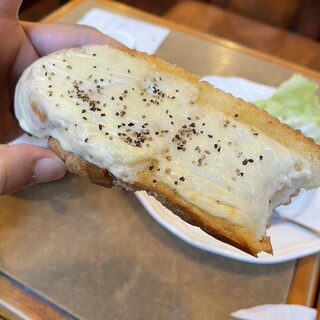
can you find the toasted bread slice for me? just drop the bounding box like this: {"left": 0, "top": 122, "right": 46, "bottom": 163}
{"left": 14, "top": 45, "right": 320, "bottom": 256}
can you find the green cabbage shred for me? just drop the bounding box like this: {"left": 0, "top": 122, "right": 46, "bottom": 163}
{"left": 255, "top": 74, "right": 320, "bottom": 144}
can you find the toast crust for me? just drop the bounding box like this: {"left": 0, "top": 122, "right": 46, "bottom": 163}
{"left": 49, "top": 137, "right": 272, "bottom": 256}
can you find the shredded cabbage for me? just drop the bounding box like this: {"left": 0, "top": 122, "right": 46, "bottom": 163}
{"left": 255, "top": 74, "right": 320, "bottom": 144}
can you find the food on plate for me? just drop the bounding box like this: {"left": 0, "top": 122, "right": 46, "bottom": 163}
{"left": 14, "top": 45, "right": 320, "bottom": 256}
{"left": 255, "top": 74, "right": 320, "bottom": 144}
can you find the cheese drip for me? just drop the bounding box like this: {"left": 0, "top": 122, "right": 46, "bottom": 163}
{"left": 15, "top": 45, "right": 311, "bottom": 239}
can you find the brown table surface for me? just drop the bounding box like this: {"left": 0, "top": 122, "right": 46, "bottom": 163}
{"left": 1, "top": 1, "right": 320, "bottom": 319}
{"left": 164, "top": 0, "right": 320, "bottom": 72}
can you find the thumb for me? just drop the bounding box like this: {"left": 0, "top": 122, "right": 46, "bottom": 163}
{"left": 0, "top": 144, "right": 67, "bottom": 195}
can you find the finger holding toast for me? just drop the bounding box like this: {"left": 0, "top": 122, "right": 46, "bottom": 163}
{"left": 0, "top": 0, "right": 124, "bottom": 195}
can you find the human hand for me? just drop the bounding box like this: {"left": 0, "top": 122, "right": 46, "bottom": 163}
{"left": 0, "top": 0, "right": 124, "bottom": 194}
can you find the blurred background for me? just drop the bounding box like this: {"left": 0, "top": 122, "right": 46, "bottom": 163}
{"left": 20, "top": 0, "right": 320, "bottom": 42}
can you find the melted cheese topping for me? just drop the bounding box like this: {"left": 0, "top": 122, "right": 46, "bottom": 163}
{"left": 14, "top": 45, "right": 311, "bottom": 239}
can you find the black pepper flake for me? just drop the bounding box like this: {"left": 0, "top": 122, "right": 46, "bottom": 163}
{"left": 179, "top": 176, "right": 185, "bottom": 181}
{"left": 242, "top": 159, "right": 248, "bottom": 165}
{"left": 149, "top": 165, "right": 154, "bottom": 171}
{"left": 84, "top": 138, "right": 88, "bottom": 143}
{"left": 99, "top": 124, "right": 103, "bottom": 130}
{"left": 259, "top": 155, "right": 263, "bottom": 161}
{"left": 83, "top": 117, "right": 87, "bottom": 120}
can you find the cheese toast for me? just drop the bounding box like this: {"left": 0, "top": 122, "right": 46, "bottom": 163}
{"left": 14, "top": 45, "right": 320, "bottom": 256}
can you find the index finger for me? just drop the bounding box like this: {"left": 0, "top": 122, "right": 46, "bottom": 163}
{"left": 0, "top": 0, "right": 22, "bottom": 18}
{"left": 21, "top": 22, "right": 127, "bottom": 57}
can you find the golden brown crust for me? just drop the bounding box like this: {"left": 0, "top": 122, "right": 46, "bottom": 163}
{"left": 49, "top": 137, "right": 272, "bottom": 256}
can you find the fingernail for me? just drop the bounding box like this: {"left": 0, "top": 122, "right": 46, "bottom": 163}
{"left": 34, "top": 157, "right": 67, "bottom": 183}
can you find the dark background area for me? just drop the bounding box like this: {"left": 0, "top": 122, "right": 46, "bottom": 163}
{"left": 20, "top": 0, "right": 320, "bottom": 42}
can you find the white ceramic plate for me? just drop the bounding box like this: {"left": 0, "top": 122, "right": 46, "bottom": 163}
{"left": 135, "top": 76, "right": 320, "bottom": 264}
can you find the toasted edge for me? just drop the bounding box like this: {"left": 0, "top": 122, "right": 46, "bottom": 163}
{"left": 49, "top": 137, "right": 272, "bottom": 257}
